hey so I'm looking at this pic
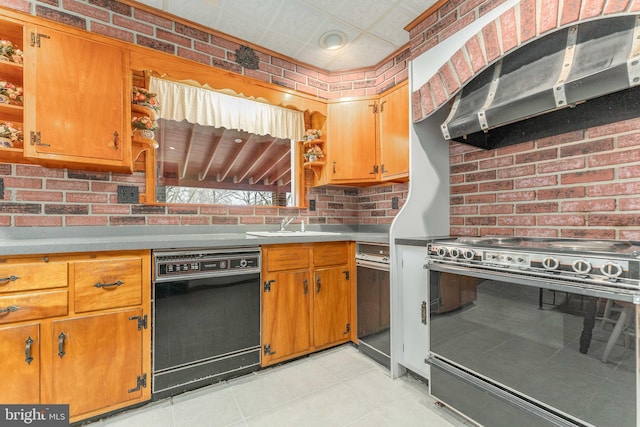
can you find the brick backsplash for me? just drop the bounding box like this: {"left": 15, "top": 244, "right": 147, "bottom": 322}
{"left": 449, "top": 118, "right": 640, "bottom": 240}
{"left": 0, "top": 162, "right": 407, "bottom": 227}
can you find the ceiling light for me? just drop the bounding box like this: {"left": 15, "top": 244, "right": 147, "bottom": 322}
{"left": 320, "top": 31, "right": 347, "bottom": 51}
{"left": 234, "top": 138, "right": 243, "bottom": 143}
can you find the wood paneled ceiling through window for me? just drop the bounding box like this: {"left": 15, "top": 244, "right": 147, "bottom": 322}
{"left": 156, "top": 119, "right": 293, "bottom": 193}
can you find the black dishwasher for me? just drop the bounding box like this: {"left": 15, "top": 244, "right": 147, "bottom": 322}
{"left": 356, "top": 243, "right": 390, "bottom": 368}
{"left": 152, "top": 247, "right": 261, "bottom": 399}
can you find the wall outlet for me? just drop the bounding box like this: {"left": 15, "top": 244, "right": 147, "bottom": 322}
{"left": 117, "top": 185, "right": 139, "bottom": 204}
{"left": 392, "top": 197, "right": 399, "bottom": 209}
{"left": 309, "top": 199, "right": 316, "bottom": 211}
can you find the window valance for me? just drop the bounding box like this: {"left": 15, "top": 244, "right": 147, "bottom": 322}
{"left": 148, "top": 76, "right": 305, "bottom": 141}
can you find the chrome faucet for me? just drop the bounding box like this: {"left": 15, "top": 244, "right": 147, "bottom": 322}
{"left": 280, "top": 215, "right": 297, "bottom": 231}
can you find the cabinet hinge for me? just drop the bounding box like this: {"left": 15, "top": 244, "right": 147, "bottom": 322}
{"left": 30, "top": 131, "right": 50, "bottom": 147}
{"left": 29, "top": 32, "right": 50, "bottom": 48}
{"left": 128, "top": 373, "right": 147, "bottom": 393}
{"left": 264, "top": 279, "right": 275, "bottom": 292}
{"left": 129, "top": 314, "right": 148, "bottom": 330}
{"left": 263, "top": 344, "right": 276, "bottom": 356}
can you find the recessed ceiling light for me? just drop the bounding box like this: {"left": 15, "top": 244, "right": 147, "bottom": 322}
{"left": 234, "top": 138, "right": 243, "bottom": 143}
{"left": 320, "top": 31, "right": 347, "bottom": 51}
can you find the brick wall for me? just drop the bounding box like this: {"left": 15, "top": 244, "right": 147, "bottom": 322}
{"left": 450, "top": 118, "right": 640, "bottom": 240}
{"left": 0, "top": 162, "right": 407, "bottom": 227}
{"left": 1, "top": 0, "right": 408, "bottom": 98}
{"left": 0, "top": 0, "right": 409, "bottom": 228}
{"left": 408, "top": 0, "right": 640, "bottom": 238}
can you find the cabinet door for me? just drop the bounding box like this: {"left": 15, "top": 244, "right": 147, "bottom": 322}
{"left": 327, "top": 99, "right": 378, "bottom": 183}
{"left": 23, "top": 25, "right": 130, "bottom": 170}
{"left": 379, "top": 83, "right": 409, "bottom": 181}
{"left": 313, "top": 265, "right": 350, "bottom": 348}
{"left": 0, "top": 323, "right": 40, "bottom": 404}
{"left": 396, "top": 245, "right": 429, "bottom": 380}
{"left": 51, "top": 309, "right": 144, "bottom": 419}
{"left": 262, "top": 270, "right": 311, "bottom": 366}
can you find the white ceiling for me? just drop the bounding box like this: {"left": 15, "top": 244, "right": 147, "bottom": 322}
{"left": 134, "top": 0, "right": 434, "bottom": 71}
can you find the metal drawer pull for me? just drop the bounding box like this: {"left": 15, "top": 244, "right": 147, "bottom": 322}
{"left": 0, "top": 275, "right": 19, "bottom": 283}
{"left": 94, "top": 280, "right": 124, "bottom": 289}
{"left": 57, "top": 332, "right": 66, "bottom": 358}
{"left": 25, "top": 336, "right": 34, "bottom": 365}
{"left": 0, "top": 305, "right": 20, "bottom": 315}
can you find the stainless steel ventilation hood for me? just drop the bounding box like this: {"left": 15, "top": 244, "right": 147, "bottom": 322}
{"left": 441, "top": 16, "right": 640, "bottom": 149}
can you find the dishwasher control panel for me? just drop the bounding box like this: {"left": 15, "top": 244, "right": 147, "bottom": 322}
{"left": 154, "top": 248, "right": 261, "bottom": 281}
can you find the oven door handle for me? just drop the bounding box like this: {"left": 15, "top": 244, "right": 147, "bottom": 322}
{"left": 356, "top": 259, "right": 390, "bottom": 271}
{"left": 425, "top": 259, "right": 640, "bottom": 303}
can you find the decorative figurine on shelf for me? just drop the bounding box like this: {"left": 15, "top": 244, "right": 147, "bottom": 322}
{"left": 304, "top": 129, "right": 322, "bottom": 141}
{"left": 131, "top": 86, "right": 160, "bottom": 116}
{"left": 0, "top": 40, "right": 23, "bottom": 64}
{"left": 304, "top": 144, "right": 324, "bottom": 162}
{"left": 0, "top": 80, "right": 23, "bottom": 106}
{"left": 0, "top": 121, "right": 23, "bottom": 148}
{"left": 131, "top": 115, "right": 159, "bottom": 140}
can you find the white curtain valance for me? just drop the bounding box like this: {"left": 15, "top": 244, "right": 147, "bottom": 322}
{"left": 148, "top": 76, "right": 304, "bottom": 141}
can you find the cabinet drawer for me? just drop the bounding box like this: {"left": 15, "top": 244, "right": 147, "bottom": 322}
{"left": 0, "top": 261, "right": 67, "bottom": 293}
{"left": 313, "top": 243, "right": 349, "bottom": 267}
{"left": 73, "top": 257, "right": 142, "bottom": 313}
{"left": 0, "top": 290, "right": 68, "bottom": 324}
{"left": 265, "top": 247, "right": 310, "bottom": 271}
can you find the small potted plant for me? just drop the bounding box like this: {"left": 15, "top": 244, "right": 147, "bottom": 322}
{"left": 0, "top": 80, "right": 23, "bottom": 106}
{"left": 304, "top": 129, "right": 322, "bottom": 141}
{"left": 0, "top": 121, "right": 23, "bottom": 148}
{"left": 0, "top": 40, "right": 23, "bottom": 64}
{"left": 304, "top": 144, "right": 324, "bottom": 162}
{"left": 131, "top": 115, "right": 159, "bottom": 140}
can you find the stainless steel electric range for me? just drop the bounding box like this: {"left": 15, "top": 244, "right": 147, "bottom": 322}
{"left": 424, "top": 236, "right": 640, "bottom": 427}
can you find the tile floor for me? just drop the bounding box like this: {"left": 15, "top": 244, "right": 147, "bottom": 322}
{"left": 84, "top": 344, "right": 472, "bottom": 427}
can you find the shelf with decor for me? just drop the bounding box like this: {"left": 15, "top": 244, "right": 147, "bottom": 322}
{"left": 302, "top": 135, "right": 325, "bottom": 179}
{"left": 131, "top": 86, "right": 160, "bottom": 151}
{"left": 0, "top": 33, "right": 24, "bottom": 159}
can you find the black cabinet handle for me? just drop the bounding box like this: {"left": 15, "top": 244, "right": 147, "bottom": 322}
{"left": 316, "top": 276, "right": 321, "bottom": 293}
{"left": 0, "top": 305, "right": 20, "bottom": 315}
{"left": 0, "top": 275, "right": 19, "bottom": 283}
{"left": 94, "top": 280, "right": 124, "bottom": 289}
{"left": 25, "top": 336, "right": 34, "bottom": 365}
{"left": 57, "top": 332, "right": 66, "bottom": 358}
{"left": 303, "top": 278, "right": 309, "bottom": 295}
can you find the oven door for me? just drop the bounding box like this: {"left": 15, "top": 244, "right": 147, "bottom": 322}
{"left": 426, "top": 261, "right": 639, "bottom": 427}
{"left": 356, "top": 259, "right": 390, "bottom": 368}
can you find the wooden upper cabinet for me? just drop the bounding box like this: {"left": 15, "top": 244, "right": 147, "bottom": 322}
{"left": 22, "top": 25, "right": 132, "bottom": 172}
{"left": 327, "top": 98, "right": 378, "bottom": 184}
{"left": 379, "top": 82, "right": 409, "bottom": 181}
{"left": 325, "top": 81, "right": 409, "bottom": 185}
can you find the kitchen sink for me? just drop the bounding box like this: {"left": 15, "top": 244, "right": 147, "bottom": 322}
{"left": 246, "top": 230, "right": 342, "bottom": 237}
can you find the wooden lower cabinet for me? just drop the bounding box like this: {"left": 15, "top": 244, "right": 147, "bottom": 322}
{"left": 313, "top": 266, "right": 350, "bottom": 348}
{"left": 51, "top": 309, "right": 146, "bottom": 418}
{"left": 261, "top": 242, "right": 353, "bottom": 367}
{"left": 0, "top": 323, "right": 40, "bottom": 404}
{"left": 0, "top": 250, "right": 151, "bottom": 423}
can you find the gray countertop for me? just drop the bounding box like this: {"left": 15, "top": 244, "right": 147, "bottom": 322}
{"left": 0, "top": 225, "right": 389, "bottom": 256}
